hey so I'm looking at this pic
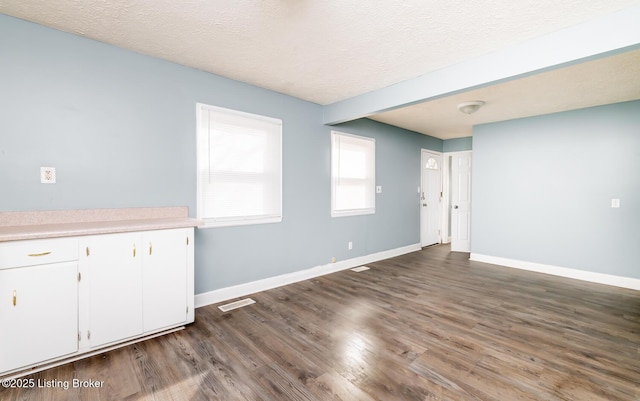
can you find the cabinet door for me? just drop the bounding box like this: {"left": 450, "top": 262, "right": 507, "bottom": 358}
{"left": 86, "top": 233, "right": 143, "bottom": 347}
{"left": 0, "top": 262, "right": 78, "bottom": 373}
{"left": 142, "top": 229, "right": 188, "bottom": 332}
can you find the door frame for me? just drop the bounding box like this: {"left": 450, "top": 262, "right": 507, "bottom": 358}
{"left": 441, "top": 152, "right": 451, "bottom": 243}
{"left": 420, "top": 149, "right": 443, "bottom": 247}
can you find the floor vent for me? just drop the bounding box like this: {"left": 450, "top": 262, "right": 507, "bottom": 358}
{"left": 218, "top": 298, "right": 256, "bottom": 312}
{"left": 351, "top": 266, "right": 370, "bottom": 272}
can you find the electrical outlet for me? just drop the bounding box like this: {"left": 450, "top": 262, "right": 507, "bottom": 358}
{"left": 40, "top": 167, "right": 56, "bottom": 184}
{"left": 348, "top": 241, "right": 353, "bottom": 250}
{"left": 611, "top": 198, "right": 621, "bottom": 208}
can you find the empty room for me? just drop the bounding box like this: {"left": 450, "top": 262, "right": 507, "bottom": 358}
{"left": 1, "top": 1, "right": 639, "bottom": 400}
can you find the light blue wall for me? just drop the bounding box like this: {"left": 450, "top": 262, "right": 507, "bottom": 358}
{"left": 471, "top": 101, "right": 640, "bottom": 279}
{"left": 0, "top": 14, "right": 442, "bottom": 294}
{"left": 443, "top": 136, "right": 472, "bottom": 152}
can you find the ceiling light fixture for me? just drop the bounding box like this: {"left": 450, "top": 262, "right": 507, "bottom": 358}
{"left": 457, "top": 101, "right": 485, "bottom": 115}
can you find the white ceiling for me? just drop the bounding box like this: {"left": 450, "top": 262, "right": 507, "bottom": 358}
{"left": 2, "top": 0, "right": 640, "bottom": 139}
{"left": 370, "top": 49, "right": 640, "bottom": 138}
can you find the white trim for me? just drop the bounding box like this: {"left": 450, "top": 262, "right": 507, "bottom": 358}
{"left": 331, "top": 208, "right": 375, "bottom": 218}
{"left": 195, "top": 243, "right": 421, "bottom": 308}
{"left": 198, "top": 216, "right": 282, "bottom": 229}
{"left": 440, "top": 152, "right": 450, "bottom": 243}
{"left": 470, "top": 253, "right": 640, "bottom": 291}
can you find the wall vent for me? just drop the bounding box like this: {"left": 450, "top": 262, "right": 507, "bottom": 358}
{"left": 218, "top": 298, "right": 256, "bottom": 312}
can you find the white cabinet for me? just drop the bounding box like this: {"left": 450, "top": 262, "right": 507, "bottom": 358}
{"left": 81, "top": 228, "right": 192, "bottom": 349}
{"left": 142, "top": 229, "right": 188, "bottom": 332}
{"left": 0, "top": 238, "right": 79, "bottom": 374}
{"left": 0, "top": 227, "right": 195, "bottom": 377}
{"left": 84, "top": 232, "right": 143, "bottom": 348}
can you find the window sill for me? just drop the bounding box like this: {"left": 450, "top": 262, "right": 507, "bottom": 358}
{"left": 197, "top": 216, "right": 282, "bottom": 229}
{"left": 331, "top": 209, "right": 375, "bottom": 218}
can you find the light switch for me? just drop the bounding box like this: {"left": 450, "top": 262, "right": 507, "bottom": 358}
{"left": 376, "top": 185, "right": 382, "bottom": 194}
{"left": 611, "top": 198, "right": 620, "bottom": 208}
{"left": 40, "top": 167, "right": 56, "bottom": 184}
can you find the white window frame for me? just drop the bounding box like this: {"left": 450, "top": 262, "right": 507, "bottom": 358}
{"left": 196, "top": 103, "right": 282, "bottom": 228}
{"left": 331, "top": 130, "right": 376, "bottom": 218}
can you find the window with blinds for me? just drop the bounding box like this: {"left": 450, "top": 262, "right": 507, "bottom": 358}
{"left": 331, "top": 131, "right": 376, "bottom": 217}
{"left": 196, "top": 103, "right": 282, "bottom": 227}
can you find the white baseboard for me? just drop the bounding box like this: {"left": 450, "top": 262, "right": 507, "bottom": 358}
{"left": 195, "top": 243, "right": 421, "bottom": 308}
{"left": 470, "top": 253, "right": 640, "bottom": 291}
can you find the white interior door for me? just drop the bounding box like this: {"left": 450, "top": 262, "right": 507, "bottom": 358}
{"left": 420, "top": 150, "right": 442, "bottom": 247}
{"left": 451, "top": 152, "right": 472, "bottom": 252}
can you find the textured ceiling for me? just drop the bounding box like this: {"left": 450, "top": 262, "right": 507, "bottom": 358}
{"left": 1, "top": 0, "right": 640, "bottom": 139}
{"left": 370, "top": 49, "right": 640, "bottom": 138}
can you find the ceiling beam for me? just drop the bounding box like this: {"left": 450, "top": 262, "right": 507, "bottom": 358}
{"left": 322, "top": 5, "right": 640, "bottom": 125}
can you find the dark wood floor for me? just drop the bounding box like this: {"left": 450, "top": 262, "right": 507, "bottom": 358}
{"left": 2, "top": 245, "right": 639, "bottom": 401}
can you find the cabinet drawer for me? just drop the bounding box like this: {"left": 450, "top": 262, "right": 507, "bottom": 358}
{"left": 0, "top": 238, "right": 79, "bottom": 270}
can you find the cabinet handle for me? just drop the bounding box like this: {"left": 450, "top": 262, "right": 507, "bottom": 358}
{"left": 149, "top": 243, "right": 153, "bottom": 256}
{"left": 12, "top": 290, "right": 16, "bottom": 306}
{"left": 28, "top": 251, "right": 51, "bottom": 257}
{"left": 133, "top": 244, "right": 136, "bottom": 257}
